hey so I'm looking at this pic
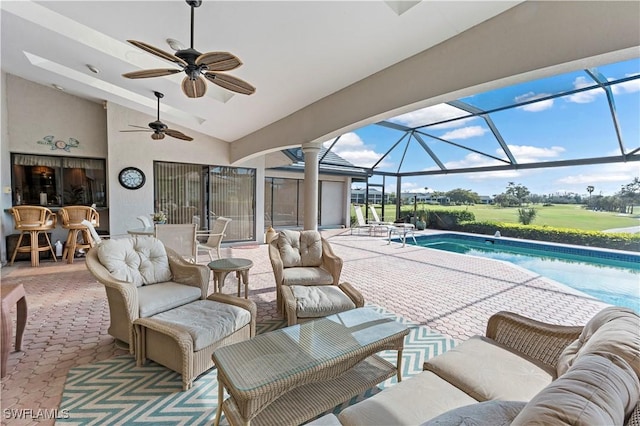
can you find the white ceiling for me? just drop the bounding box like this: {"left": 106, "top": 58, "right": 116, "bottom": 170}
{"left": 1, "top": 1, "right": 521, "bottom": 142}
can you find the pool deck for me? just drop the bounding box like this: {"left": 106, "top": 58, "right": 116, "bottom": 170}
{"left": 0, "top": 228, "right": 614, "bottom": 425}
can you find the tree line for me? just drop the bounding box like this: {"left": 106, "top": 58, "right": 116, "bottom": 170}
{"left": 416, "top": 178, "right": 640, "bottom": 214}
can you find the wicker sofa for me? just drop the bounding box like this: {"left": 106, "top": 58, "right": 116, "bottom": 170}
{"left": 315, "top": 306, "right": 640, "bottom": 426}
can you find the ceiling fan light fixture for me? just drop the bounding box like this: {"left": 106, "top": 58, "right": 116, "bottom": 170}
{"left": 151, "top": 132, "right": 165, "bottom": 140}
{"left": 166, "top": 38, "right": 184, "bottom": 51}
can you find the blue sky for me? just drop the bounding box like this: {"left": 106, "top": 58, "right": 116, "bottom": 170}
{"left": 326, "top": 58, "right": 640, "bottom": 198}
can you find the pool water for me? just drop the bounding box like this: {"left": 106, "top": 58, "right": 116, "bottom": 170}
{"left": 412, "top": 235, "right": 640, "bottom": 312}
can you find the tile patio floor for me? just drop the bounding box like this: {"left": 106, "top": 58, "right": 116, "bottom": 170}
{"left": 0, "top": 228, "right": 610, "bottom": 426}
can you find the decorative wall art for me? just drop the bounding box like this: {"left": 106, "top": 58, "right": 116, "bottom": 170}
{"left": 37, "top": 136, "right": 80, "bottom": 151}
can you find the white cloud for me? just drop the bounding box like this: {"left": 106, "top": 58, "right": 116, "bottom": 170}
{"left": 324, "top": 132, "right": 390, "bottom": 168}
{"left": 515, "top": 91, "right": 554, "bottom": 112}
{"left": 565, "top": 76, "right": 603, "bottom": 104}
{"left": 611, "top": 73, "right": 640, "bottom": 95}
{"left": 390, "top": 103, "right": 471, "bottom": 129}
{"left": 556, "top": 162, "right": 640, "bottom": 186}
{"left": 506, "top": 145, "right": 565, "bottom": 162}
{"left": 440, "top": 125, "right": 487, "bottom": 140}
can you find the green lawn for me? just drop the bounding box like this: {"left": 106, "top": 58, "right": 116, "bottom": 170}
{"left": 368, "top": 203, "right": 640, "bottom": 232}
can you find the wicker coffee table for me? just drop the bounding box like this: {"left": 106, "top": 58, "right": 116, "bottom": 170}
{"left": 212, "top": 308, "right": 409, "bottom": 426}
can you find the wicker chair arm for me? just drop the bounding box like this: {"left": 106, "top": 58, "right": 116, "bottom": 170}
{"left": 339, "top": 282, "right": 365, "bottom": 308}
{"left": 208, "top": 294, "right": 257, "bottom": 337}
{"left": 280, "top": 285, "right": 299, "bottom": 326}
{"left": 85, "top": 250, "right": 139, "bottom": 318}
{"left": 268, "top": 241, "right": 284, "bottom": 288}
{"left": 321, "top": 238, "right": 343, "bottom": 285}
{"left": 166, "top": 248, "right": 210, "bottom": 298}
{"left": 134, "top": 318, "right": 194, "bottom": 370}
{"left": 486, "top": 311, "right": 583, "bottom": 369}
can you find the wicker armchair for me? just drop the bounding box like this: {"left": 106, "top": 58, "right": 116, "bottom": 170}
{"left": 85, "top": 237, "right": 209, "bottom": 353}
{"left": 268, "top": 229, "right": 343, "bottom": 313}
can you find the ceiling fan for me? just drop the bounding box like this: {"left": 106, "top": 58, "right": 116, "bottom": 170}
{"left": 122, "top": 0, "right": 255, "bottom": 98}
{"left": 121, "top": 91, "right": 193, "bottom": 141}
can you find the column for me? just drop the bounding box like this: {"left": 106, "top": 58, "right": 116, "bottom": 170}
{"left": 302, "top": 142, "right": 321, "bottom": 230}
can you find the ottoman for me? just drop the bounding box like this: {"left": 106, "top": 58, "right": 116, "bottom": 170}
{"left": 280, "top": 282, "right": 364, "bottom": 326}
{"left": 134, "top": 293, "right": 256, "bottom": 390}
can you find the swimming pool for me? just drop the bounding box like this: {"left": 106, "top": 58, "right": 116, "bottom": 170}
{"left": 410, "top": 233, "right": 640, "bottom": 312}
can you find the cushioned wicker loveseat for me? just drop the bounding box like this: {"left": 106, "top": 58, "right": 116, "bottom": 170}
{"left": 314, "top": 306, "right": 640, "bottom": 426}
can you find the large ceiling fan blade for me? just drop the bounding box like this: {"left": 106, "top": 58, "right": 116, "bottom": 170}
{"left": 120, "top": 129, "right": 153, "bottom": 133}
{"left": 181, "top": 76, "right": 207, "bottom": 98}
{"left": 127, "top": 40, "right": 188, "bottom": 67}
{"left": 196, "top": 52, "right": 242, "bottom": 72}
{"left": 205, "top": 72, "right": 256, "bottom": 95}
{"left": 165, "top": 128, "right": 194, "bottom": 141}
{"left": 123, "top": 69, "right": 182, "bottom": 79}
{"left": 127, "top": 124, "right": 150, "bottom": 129}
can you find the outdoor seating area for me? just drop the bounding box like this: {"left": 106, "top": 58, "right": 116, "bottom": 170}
{"left": 2, "top": 228, "right": 628, "bottom": 425}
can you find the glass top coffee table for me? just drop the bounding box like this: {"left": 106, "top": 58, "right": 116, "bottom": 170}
{"left": 212, "top": 307, "right": 409, "bottom": 426}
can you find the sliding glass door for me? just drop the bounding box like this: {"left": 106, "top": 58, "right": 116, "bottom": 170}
{"left": 154, "top": 161, "right": 255, "bottom": 242}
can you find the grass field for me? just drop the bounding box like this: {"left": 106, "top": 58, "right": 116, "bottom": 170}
{"left": 368, "top": 203, "right": 640, "bottom": 232}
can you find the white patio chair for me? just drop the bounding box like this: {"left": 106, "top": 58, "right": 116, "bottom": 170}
{"left": 351, "top": 205, "right": 373, "bottom": 235}
{"left": 368, "top": 205, "right": 394, "bottom": 225}
{"left": 196, "top": 216, "right": 232, "bottom": 261}
{"left": 154, "top": 223, "right": 197, "bottom": 263}
{"left": 137, "top": 215, "right": 153, "bottom": 228}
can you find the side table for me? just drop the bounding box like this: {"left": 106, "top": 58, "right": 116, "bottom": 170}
{"left": 1, "top": 283, "right": 27, "bottom": 377}
{"left": 207, "top": 258, "right": 253, "bottom": 299}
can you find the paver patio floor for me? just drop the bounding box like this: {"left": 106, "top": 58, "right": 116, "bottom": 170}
{"left": 0, "top": 228, "right": 610, "bottom": 425}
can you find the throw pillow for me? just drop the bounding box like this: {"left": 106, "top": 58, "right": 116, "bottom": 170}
{"left": 512, "top": 352, "right": 640, "bottom": 426}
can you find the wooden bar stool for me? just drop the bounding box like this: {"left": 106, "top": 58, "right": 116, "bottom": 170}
{"left": 9, "top": 206, "right": 57, "bottom": 267}
{"left": 59, "top": 206, "right": 99, "bottom": 264}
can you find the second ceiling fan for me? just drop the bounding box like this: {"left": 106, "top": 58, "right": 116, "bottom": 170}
{"left": 123, "top": 0, "right": 255, "bottom": 98}
{"left": 121, "top": 91, "right": 193, "bottom": 141}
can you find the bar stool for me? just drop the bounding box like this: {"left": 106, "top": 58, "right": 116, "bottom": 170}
{"left": 9, "top": 206, "right": 57, "bottom": 267}
{"left": 59, "top": 206, "right": 99, "bottom": 264}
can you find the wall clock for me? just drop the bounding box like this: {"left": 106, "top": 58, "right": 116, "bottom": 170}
{"left": 118, "top": 167, "right": 145, "bottom": 190}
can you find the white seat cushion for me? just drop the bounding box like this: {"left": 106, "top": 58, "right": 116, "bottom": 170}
{"left": 291, "top": 285, "right": 356, "bottom": 318}
{"left": 138, "top": 282, "right": 201, "bottom": 317}
{"left": 338, "top": 371, "right": 478, "bottom": 426}
{"left": 148, "top": 300, "right": 252, "bottom": 351}
{"left": 425, "top": 336, "right": 555, "bottom": 402}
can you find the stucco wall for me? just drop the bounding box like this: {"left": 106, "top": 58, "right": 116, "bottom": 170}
{"left": 0, "top": 76, "right": 267, "bottom": 263}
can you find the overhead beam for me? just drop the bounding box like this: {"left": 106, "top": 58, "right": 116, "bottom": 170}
{"left": 372, "top": 155, "right": 640, "bottom": 177}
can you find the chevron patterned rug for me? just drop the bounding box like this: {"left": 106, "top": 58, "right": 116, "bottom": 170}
{"left": 57, "top": 305, "right": 455, "bottom": 425}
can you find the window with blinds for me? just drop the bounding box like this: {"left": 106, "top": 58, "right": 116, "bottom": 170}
{"left": 154, "top": 161, "right": 255, "bottom": 242}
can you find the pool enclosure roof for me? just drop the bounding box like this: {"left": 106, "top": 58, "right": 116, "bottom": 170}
{"left": 317, "top": 57, "right": 640, "bottom": 179}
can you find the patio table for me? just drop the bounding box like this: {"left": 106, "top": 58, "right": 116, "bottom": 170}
{"left": 212, "top": 307, "right": 409, "bottom": 426}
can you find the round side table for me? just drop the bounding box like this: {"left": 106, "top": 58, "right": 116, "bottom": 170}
{"left": 207, "top": 258, "right": 253, "bottom": 299}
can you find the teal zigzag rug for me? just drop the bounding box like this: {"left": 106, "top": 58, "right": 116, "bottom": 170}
{"left": 57, "top": 305, "right": 456, "bottom": 425}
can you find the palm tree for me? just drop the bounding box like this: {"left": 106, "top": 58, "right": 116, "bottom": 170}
{"left": 586, "top": 185, "right": 594, "bottom": 207}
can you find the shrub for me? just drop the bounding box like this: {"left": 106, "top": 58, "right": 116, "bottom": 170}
{"left": 454, "top": 221, "right": 640, "bottom": 251}
{"left": 517, "top": 208, "right": 537, "bottom": 225}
